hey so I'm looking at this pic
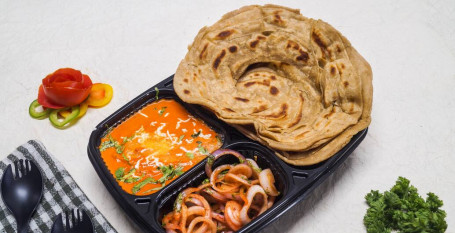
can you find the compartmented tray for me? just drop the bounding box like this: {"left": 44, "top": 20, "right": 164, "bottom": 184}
{"left": 87, "top": 75, "right": 368, "bottom": 233}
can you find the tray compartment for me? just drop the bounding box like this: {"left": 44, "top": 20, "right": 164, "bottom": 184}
{"left": 154, "top": 141, "right": 290, "bottom": 233}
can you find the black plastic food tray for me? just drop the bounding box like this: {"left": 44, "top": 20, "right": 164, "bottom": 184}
{"left": 87, "top": 75, "right": 368, "bottom": 233}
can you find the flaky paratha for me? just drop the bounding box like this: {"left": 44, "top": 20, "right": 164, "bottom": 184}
{"left": 174, "top": 4, "right": 372, "bottom": 165}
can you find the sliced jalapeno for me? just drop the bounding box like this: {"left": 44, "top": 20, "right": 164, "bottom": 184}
{"left": 29, "top": 100, "right": 51, "bottom": 119}
{"left": 49, "top": 106, "right": 80, "bottom": 128}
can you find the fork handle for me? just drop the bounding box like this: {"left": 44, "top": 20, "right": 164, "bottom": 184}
{"left": 17, "top": 221, "right": 29, "bottom": 233}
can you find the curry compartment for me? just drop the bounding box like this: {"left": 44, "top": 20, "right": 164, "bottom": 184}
{"left": 89, "top": 85, "right": 230, "bottom": 195}
{"left": 87, "top": 75, "right": 368, "bottom": 233}
{"left": 155, "top": 141, "right": 289, "bottom": 233}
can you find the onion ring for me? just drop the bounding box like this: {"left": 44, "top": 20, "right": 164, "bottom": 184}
{"left": 225, "top": 201, "right": 243, "bottom": 231}
{"left": 205, "top": 149, "right": 247, "bottom": 177}
{"left": 240, "top": 185, "right": 268, "bottom": 225}
{"left": 259, "top": 169, "right": 279, "bottom": 196}
{"left": 202, "top": 187, "right": 228, "bottom": 203}
{"left": 224, "top": 173, "right": 253, "bottom": 187}
{"left": 186, "top": 194, "right": 212, "bottom": 219}
{"left": 211, "top": 165, "right": 240, "bottom": 193}
{"left": 186, "top": 217, "right": 217, "bottom": 233}
{"left": 228, "top": 163, "right": 253, "bottom": 178}
{"left": 246, "top": 159, "right": 261, "bottom": 178}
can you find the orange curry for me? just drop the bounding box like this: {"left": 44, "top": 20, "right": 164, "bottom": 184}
{"left": 99, "top": 99, "right": 222, "bottom": 195}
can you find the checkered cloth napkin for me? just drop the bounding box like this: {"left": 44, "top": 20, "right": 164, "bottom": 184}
{"left": 0, "top": 140, "right": 117, "bottom": 233}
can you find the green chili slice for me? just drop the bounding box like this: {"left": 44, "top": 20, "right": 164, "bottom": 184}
{"left": 29, "top": 100, "right": 51, "bottom": 119}
{"left": 49, "top": 106, "right": 80, "bottom": 128}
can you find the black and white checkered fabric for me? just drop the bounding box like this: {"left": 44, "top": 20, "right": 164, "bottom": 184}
{"left": 0, "top": 140, "right": 117, "bottom": 233}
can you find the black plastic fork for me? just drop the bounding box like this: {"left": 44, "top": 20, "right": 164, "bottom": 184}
{"left": 1, "top": 159, "right": 44, "bottom": 233}
{"left": 51, "top": 209, "right": 94, "bottom": 233}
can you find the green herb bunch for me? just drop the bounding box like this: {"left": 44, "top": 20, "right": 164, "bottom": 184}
{"left": 364, "top": 177, "right": 447, "bottom": 233}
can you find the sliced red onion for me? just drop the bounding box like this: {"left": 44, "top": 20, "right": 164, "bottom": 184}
{"left": 259, "top": 168, "right": 279, "bottom": 196}
{"left": 228, "top": 163, "right": 253, "bottom": 178}
{"left": 205, "top": 149, "right": 247, "bottom": 177}
{"left": 202, "top": 187, "right": 228, "bottom": 203}
{"left": 246, "top": 158, "right": 261, "bottom": 178}
{"left": 240, "top": 185, "right": 268, "bottom": 225}
{"left": 186, "top": 217, "right": 216, "bottom": 233}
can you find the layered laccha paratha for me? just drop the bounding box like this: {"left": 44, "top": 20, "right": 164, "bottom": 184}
{"left": 174, "top": 4, "right": 372, "bottom": 165}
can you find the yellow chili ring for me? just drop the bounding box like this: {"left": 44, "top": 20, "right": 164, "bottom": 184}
{"left": 86, "top": 83, "right": 113, "bottom": 107}
{"left": 59, "top": 101, "right": 88, "bottom": 118}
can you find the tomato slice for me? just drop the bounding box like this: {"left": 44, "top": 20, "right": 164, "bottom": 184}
{"left": 38, "top": 85, "right": 65, "bottom": 109}
{"left": 43, "top": 74, "right": 92, "bottom": 106}
{"left": 59, "top": 101, "right": 88, "bottom": 118}
{"left": 86, "top": 83, "right": 113, "bottom": 107}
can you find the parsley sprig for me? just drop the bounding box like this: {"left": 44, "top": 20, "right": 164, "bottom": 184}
{"left": 364, "top": 177, "right": 447, "bottom": 233}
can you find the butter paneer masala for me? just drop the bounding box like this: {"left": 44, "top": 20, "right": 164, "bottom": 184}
{"left": 99, "top": 99, "right": 222, "bottom": 195}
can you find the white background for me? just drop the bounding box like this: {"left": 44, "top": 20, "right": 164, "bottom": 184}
{"left": 1, "top": 0, "right": 454, "bottom": 232}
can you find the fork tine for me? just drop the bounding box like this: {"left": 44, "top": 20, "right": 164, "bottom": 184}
{"left": 28, "top": 160, "right": 42, "bottom": 177}
{"left": 25, "top": 159, "right": 30, "bottom": 173}
{"left": 65, "top": 210, "right": 71, "bottom": 230}
{"left": 19, "top": 159, "right": 25, "bottom": 176}
{"left": 72, "top": 209, "right": 76, "bottom": 227}
{"left": 77, "top": 209, "right": 81, "bottom": 222}
{"left": 14, "top": 160, "right": 20, "bottom": 179}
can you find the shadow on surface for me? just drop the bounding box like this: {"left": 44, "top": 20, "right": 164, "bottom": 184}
{"left": 259, "top": 154, "right": 357, "bottom": 233}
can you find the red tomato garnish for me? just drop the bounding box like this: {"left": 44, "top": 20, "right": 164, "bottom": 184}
{"left": 38, "top": 68, "right": 93, "bottom": 108}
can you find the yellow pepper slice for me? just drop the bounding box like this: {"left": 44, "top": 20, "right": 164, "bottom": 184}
{"left": 59, "top": 101, "right": 88, "bottom": 118}
{"left": 86, "top": 83, "right": 113, "bottom": 107}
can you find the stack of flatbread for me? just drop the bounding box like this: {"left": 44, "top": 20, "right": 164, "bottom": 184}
{"left": 173, "top": 4, "right": 372, "bottom": 165}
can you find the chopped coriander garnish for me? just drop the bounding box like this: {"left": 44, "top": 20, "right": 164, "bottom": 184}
{"left": 121, "top": 154, "right": 130, "bottom": 162}
{"left": 202, "top": 178, "right": 210, "bottom": 184}
{"left": 207, "top": 154, "right": 215, "bottom": 166}
{"left": 122, "top": 135, "right": 134, "bottom": 144}
{"left": 197, "top": 144, "right": 209, "bottom": 155}
{"left": 247, "top": 161, "right": 262, "bottom": 173}
{"left": 155, "top": 87, "right": 159, "bottom": 99}
{"left": 186, "top": 152, "right": 194, "bottom": 160}
{"left": 132, "top": 177, "right": 157, "bottom": 194}
{"left": 99, "top": 135, "right": 119, "bottom": 152}
{"left": 173, "top": 192, "right": 184, "bottom": 212}
{"left": 158, "top": 107, "right": 167, "bottom": 116}
{"left": 157, "top": 165, "right": 184, "bottom": 184}
{"left": 191, "top": 130, "right": 201, "bottom": 138}
{"left": 100, "top": 134, "right": 132, "bottom": 154}
{"left": 178, "top": 135, "right": 185, "bottom": 142}
{"left": 115, "top": 168, "right": 140, "bottom": 183}
{"left": 115, "top": 167, "right": 125, "bottom": 180}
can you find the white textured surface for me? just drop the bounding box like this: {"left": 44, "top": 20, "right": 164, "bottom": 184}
{"left": 1, "top": 0, "right": 454, "bottom": 232}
